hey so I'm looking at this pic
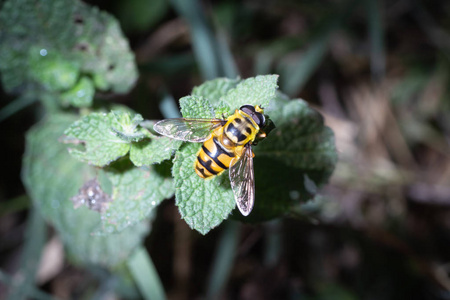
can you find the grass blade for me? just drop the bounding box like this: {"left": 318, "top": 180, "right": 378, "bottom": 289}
{"left": 280, "top": 0, "right": 358, "bottom": 96}
{"left": 6, "top": 207, "right": 47, "bottom": 300}
{"left": 365, "top": 0, "right": 386, "bottom": 81}
{"left": 215, "top": 29, "right": 239, "bottom": 78}
{"left": 263, "top": 220, "right": 282, "bottom": 267}
{"left": 206, "top": 221, "right": 240, "bottom": 298}
{"left": 127, "top": 247, "right": 166, "bottom": 300}
{"left": 0, "top": 270, "right": 57, "bottom": 300}
{"left": 159, "top": 93, "right": 182, "bottom": 118}
{"left": 171, "top": 0, "right": 220, "bottom": 79}
{"left": 0, "top": 95, "right": 36, "bottom": 123}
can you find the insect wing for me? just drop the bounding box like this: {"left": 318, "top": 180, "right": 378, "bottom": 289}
{"left": 229, "top": 144, "right": 255, "bottom": 216}
{"left": 153, "top": 118, "right": 225, "bottom": 142}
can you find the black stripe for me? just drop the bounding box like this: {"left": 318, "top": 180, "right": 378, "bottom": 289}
{"left": 197, "top": 156, "right": 218, "bottom": 175}
{"left": 196, "top": 166, "right": 207, "bottom": 177}
{"left": 227, "top": 122, "right": 248, "bottom": 143}
{"left": 202, "top": 145, "right": 227, "bottom": 169}
{"left": 213, "top": 137, "right": 234, "bottom": 157}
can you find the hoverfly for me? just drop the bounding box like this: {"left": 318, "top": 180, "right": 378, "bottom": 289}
{"left": 153, "top": 105, "right": 267, "bottom": 216}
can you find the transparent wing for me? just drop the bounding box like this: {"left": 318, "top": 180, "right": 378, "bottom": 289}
{"left": 229, "top": 144, "right": 255, "bottom": 216}
{"left": 153, "top": 118, "right": 225, "bottom": 142}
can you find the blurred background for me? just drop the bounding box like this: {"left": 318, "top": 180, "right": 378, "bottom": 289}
{"left": 1, "top": 0, "right": 450, "bottom": 299}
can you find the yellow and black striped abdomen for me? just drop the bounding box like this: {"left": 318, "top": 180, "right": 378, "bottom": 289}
{"left": 195, "top": 136, "right": 235, "bottom": 179}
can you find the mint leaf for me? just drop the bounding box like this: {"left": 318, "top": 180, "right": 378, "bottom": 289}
{"left": 241, "top": 94, "right": 338, "bottom": 222}
{"left": 192, "top": 77, "right": 241, "bottom": 118}
{"left": 258, "top": 96, "right": 337, "bottom": 172}
{"left": 180, "top": 95, "right": 215, "bottom": 118}
{"left": 60, "top": 76, "right": 95, "bottom": 108}
{"left": 109, "top": 111, "right": 147, "bottom": 143}
{"left": 192, "top": 77, "right": 240, "bottom": 105}
{"left": 0, "top": 0, "right": 137, "bottom": 105}
{"left": 130, "top": 132, "right": 182, "bottom": 166}
{"left": 100, "top": 159, "right": 174, "bottom": 233}
{"left": 28, "top": 47, "right": 80, "bottom": 92}
{"left": 170, "top": 76, "right": 281, "bottom": 234}
{"left": 63, "top": 111, "right": 131, "bottom": 166}
{"left": 168, "top": 76, "right": 335, "bottom": 233}
{"left": 22, "top": 114, "right": 149, "bottom": 267}
{"left": 221, "top": 74, "right": 279, "bottom": 110}
{"left": 172, "top": 143, "right": 235, "bottom": 235}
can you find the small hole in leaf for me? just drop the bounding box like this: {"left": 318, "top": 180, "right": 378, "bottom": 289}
{"left": 108, "top": 64, "right": 115, "bottom": 71}
{"left": 75, "top": 43, "right": 89, "bottom": 52}
{"left": 74, "top": 15, "right": 84, "bottom": 24}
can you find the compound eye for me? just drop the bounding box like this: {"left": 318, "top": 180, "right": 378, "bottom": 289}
{"left": 258, "top": 114, "right": 266, "bottom": 127}
{"left": 240, "top": 105, "right": 255, "bottom": 115}
{"left": 251, "top": 113, "right": 265, "bottom": 126}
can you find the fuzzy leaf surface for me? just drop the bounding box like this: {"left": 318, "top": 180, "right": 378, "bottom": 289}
{"left": 172, "top": 76, "right": 281, "bottom": 234}
{"left": 101, "top": 159, "right": 174, "bottom": 233}
{"left": 22, "top": 114, "right": 148, "bottom": 267}
{"left": 241, "top": 95, "right": 338, "bottom": 222}
{"left": 172, "top": 143, "right": 235, "bottom": 235}
{"left": 0, "top": 0, "right": 137, "bottom": 106}
{"left": 63, "top": 111, "right": 139, "bottom": 166}
{"left": 220, "top": 74, "right": 279, "bottom": 111}
{"left": 130, "top": 131, "right": 182, "bottom": 166}
{"left": 180, "top": 95, "right": 216, "bottom": 119}
{"left": 192, "top": 77, "right": 240, "bottom": 105}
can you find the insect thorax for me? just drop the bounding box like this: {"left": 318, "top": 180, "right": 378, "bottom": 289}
{"left": 224, "top": 110, "right": 259, "bottom": 145}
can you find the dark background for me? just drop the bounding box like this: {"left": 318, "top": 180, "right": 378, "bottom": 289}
{"left": 1, "top": 0, "right": 450, "bottom": 299}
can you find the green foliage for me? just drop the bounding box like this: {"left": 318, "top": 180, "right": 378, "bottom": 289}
{"left": 102, "top": 159, "right": 174, "bottom": 233}
{"left": 192, "top": 77, "right": 240, "bottom": 104}
{"left": 22, "top": 114, "right": 149, "bottom": 267}
{"left": 64, "top": 111, "right": 182, "bottom": 167}
{"left": 171, "top": 75, "right": 282, "bottom": 234}
{"left": 60, "top": 77, "right": 95, "bottom": 108}
{"left": 249, "top": 93, "right": 338, "bottom": 221}
{"left": 191, "top": 75, "right": 279, "bottom": 117}
{"left": 221, "top": 74, "right": 278, "bottom": 111}
{"left": 63, "top": 111, "right": 143, "bottom": 167}
{"left": 173, "top": 143, "right": 235, "bottom": 235}
{"left": 129, "top": 132, "right": 182, "bottom": 167}
{"left": 180, "top": 95, "right": 216, "bottom": 118}
{"left": 115, "top": 0, "right": 169, "bottom": 33}
{"left": 0, "top": 0, "right": 138, "bottom": 107}
{"left": 62, "top": 110, "right": 178, "bottom": 233}
{"left": 164, "top": 75, "right": 337, "bottom": 234}
{"left": 59, "top": 74, "right": 336, "bottom": 235}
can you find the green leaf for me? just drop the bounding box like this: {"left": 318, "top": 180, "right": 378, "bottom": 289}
{"left": 60, "top": 76, "right": 95, "bottom": 108}
{"left": 100, "top": 159, "right": 174, "bottom": 233}
{"left": 192, "top": 77, "right": 240, "bottom": 118}
{"left": 22, "top": 114, "right": 149, "bottom": 267}
{"left": 109, "top": 111, "right": 147, "bottom": 142}
{"left": 172, "top": 143, "right": 235, "bottom": 235}
{"left": 63, "top": 111, "right": 145, "bottom": 166}
{"left": 168, "top": 76, "right": 335, "bottom": 233}
{"left": 171, "top": 76, "right": 281, "bottom": 234}
{"left": 0, "top": 0, "right": 137, "bottom": 103}
{"left": 28, "top": 47, "right": 80, "bottom": 92}
{"left": 130, "top": 133, "right": 182, "bottom": 166}
{"left": 192, "top": 77, "right": 240, "bottom": 105}
{"left": 220, "top": 74, "right": 279, "bottom": 110}
{"left": 180, "top": 95, "right": 215, "bottom": 118}
{"left": 241, "top": 94, "right": 338, "bottom": 222}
